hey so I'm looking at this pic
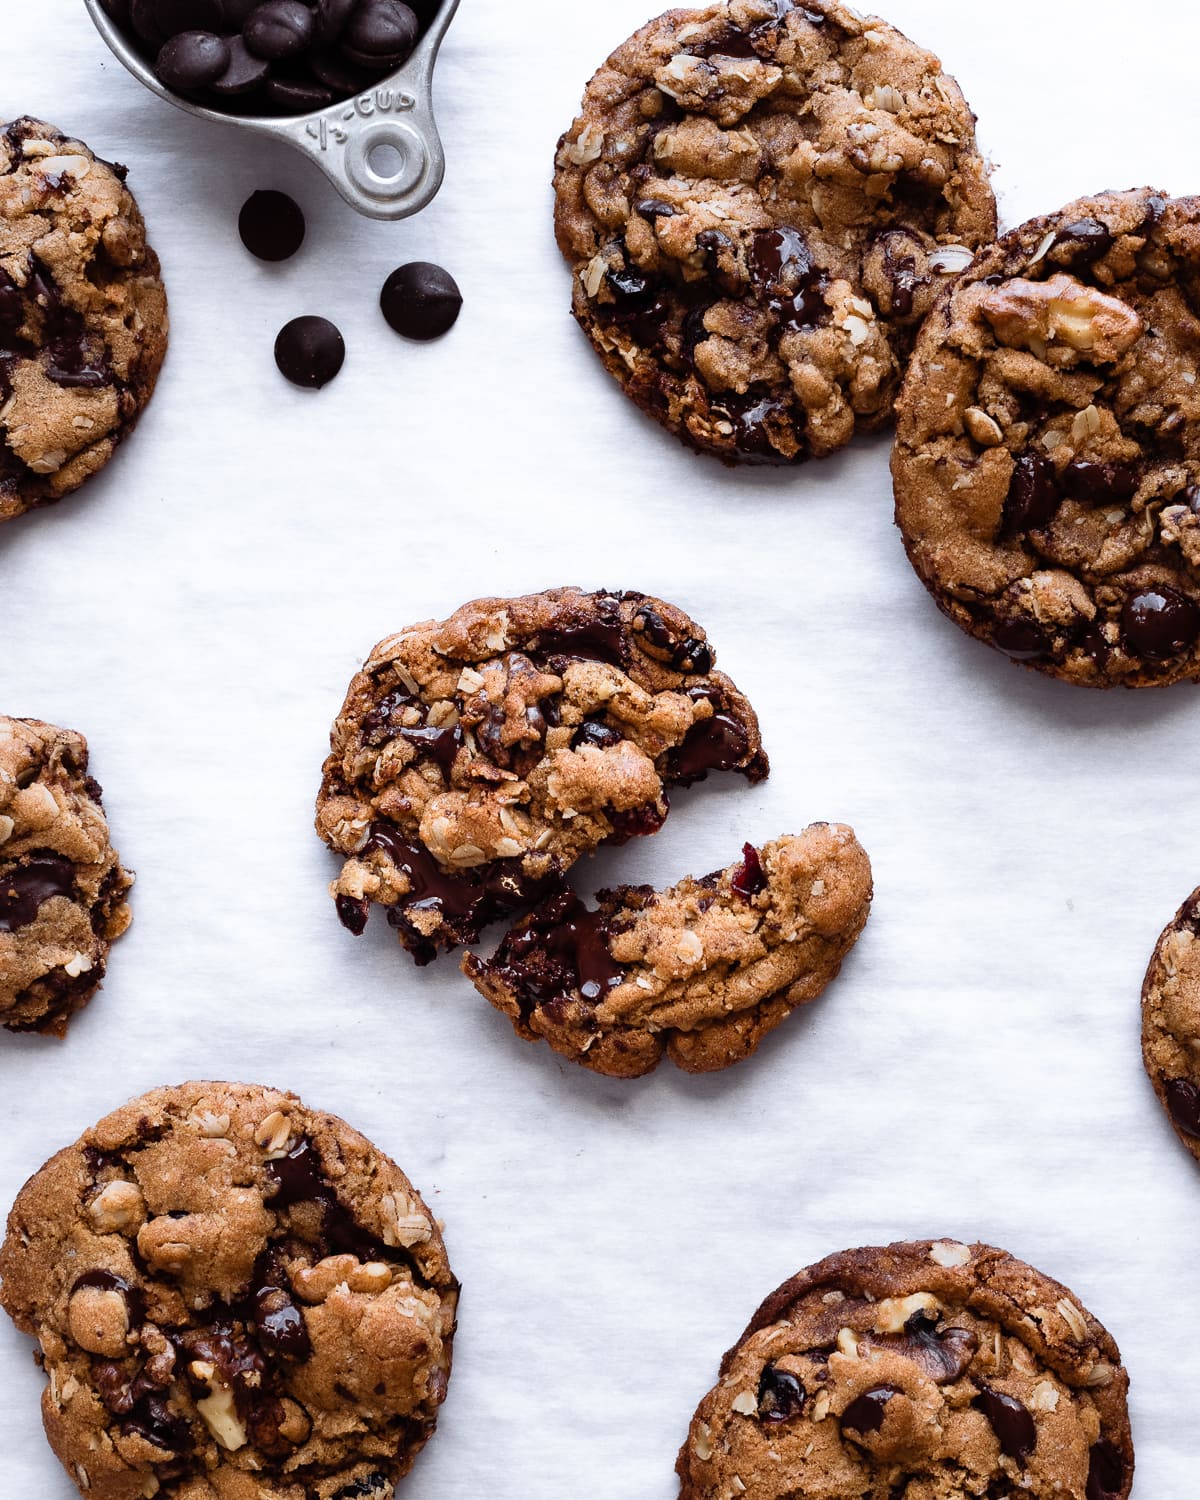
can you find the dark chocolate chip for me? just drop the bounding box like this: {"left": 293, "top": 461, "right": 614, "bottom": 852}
{"left": 1086, "top": 1439, "right": 1126, "bottom": 1500}
{"left": 670, "top": 688, "right": 753, "bottom": 781}
{"left": 274, "top": 315, "right": 345, "bottom": 388}
{"left": 336, "top": 893, "right": 370, "bottom": 936}
{"left": 266, "top": 78, "right": 336, "bottom": 112}
{"left": 533, "top": 594, "right": 627, "bottom": 665}
{"left": 630, "top": 603, "right": 712, "bottom": 673}
{"left": 341, "top": 0, "right": 419, "bottom": 66}
{"left": 154, "top": 0, "right": 227, "bottom": 29}
{"left": 310, "top": 48, "right": 374, "bottom": 93}
{"left": 380, "top": 262, "right": 462, "bottom": 341}
{"left": 0, "top": 857, "right": 77, "bottom": 932}
{"left": 602, "top": 266, "right": 669, "bottom": 347}
{"left": 1061, "top": 460, "right": 1139, "bottom": 507}
{"left": 254, "top": 1286, "right": 311, "bottom": 1359}
{"left": 731, "top": 843, "right": 766, "bottom": 901}
{"left": 1120, "top": 586, "right": 1200, "bottom": 659}
{"left": 842, "top": 1386, "right": 897, "bottom": 1435}
{"left": 713, "top": 390, "right": 793, "bottom": 464}
{"left": 130, "top": 0, "right": 170, "bottom": 46}
{"left": 1054, "top": 218, "right": 1113, "bottom": 264}
{"left": 239, "top": 189, "right": 306, "bottom": 262}
{"left": 265, "top": 1139, "right": 326, "bottom": 1207}
{"left": 244, "top": 0, "right": 315, "bottom": 59}
{"left": 332, "top": 1477, "right": 391, "bottom": 1500}
{"left": 974, "top": 1387, "right": 1037, "bottom": 1462}
{"left": 0, "top": 268, "right": 22, "bottom": 333}
{"left": 209, "top": 34, "right": 272, "bottom": 93}
{"left": 752, "top": 226, "right": 815, "bottom": 289}
{"left": 316, "top": 0, "right": 358, "bottom": 44}
{"left": 634, "top": 198, "right": 677, "bottom": 219}
{"left": 1165, "top": 1078, "right": 1200, "bottom": 1138}
{"left": 756, "top": 1365, "right": 805, "bottom": 1422}
{"left": 100, "top": 0, "right": 133, "bottom": 23}
{"left": 571, "top": 720, "right": 625, "bottom": 752}
{"left": 991, "top": 615, "right": 1051, "bottom": 660}
{"left": 488, "top": 887, "right": 625, "bottom": 1006}
{"left": 1001, "top": 451, "right": 1059, "bottom": 536}
{"left": 155, "top": 31, "right": 231, "bottom": 91}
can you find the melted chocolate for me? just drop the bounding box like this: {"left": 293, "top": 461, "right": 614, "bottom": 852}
{"left": 1001, "top": 451, "right": 1059, "bottom": 536}
{"left": 1086, "top": 1439, "right": 1126, "bottom": 1500}
{"left": 1120, "top": 586, "right": 1200, "bottom": 659}
{"left": 1060, "top": 460, "right": 1138, "bottom": 507}
{"left": 670, "top": 687, "right": 753, "bottom": 781}
{"left": 489, "top": 887, "right": 625, "bottom": 1007}
{"left": 1054, "top": 218, "right": 1113, "bottom": 264}
{"left": 842, "top": 1386, "right": 897, "bottom": 1435}
{"left": 0, "top": 856, "right": 76, "bottom": 931}
{"left": 254, "top": 1285, "right": 311, "bottom": 1360}
{"left": 974, "top": 1387, "right": 1037, "bottom": 1461}
{"left": 572, "top": 719, "right": 625, "bottom": 752}
{"left": 713, "top": 390, "right": 795, "bottom": 464}
{"left": 601, "top": 267, "right": 671, "bottom": 348}
{"left": 72, "top": 1268, "right": 146, "bottom": 1327}
{"left": 991, "top": 615, "right": 1051, "bottom": 660}
{"left": 751, "top": 227, "right": 827, "bottom": 332}
{"left": 756, "top": 1364, "right": 806, "bottom": 1422}
{"left": 631, "top": 603, "right": 713, "bottom": 673}
{"left": 533, "top": 592, "right": 628, "bottom": 665}
{"left": 1165, "top": 1077, "right": 1200, "bottom": 1138}
{"left": 264, "top": 1140, "right": 393, "bottom": 1266}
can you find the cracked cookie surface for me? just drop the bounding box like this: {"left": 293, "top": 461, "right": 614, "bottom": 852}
{"left": 893, "top": 188, "right": 1200, "bottom": 687}
{"left": 553, "top": 0, "right": 995, "bottom": 465}
{"left": 0, "top": 116, "right": 167, "bottom": 523}
{"left": 0, "top": 1081, "right": 458, "bottom": 1500}
{"left": 0, "top": 716, "right": 132, "bottom": 1036}
{"left": 463, "top": 825, "right": 870, "bottom": 1078}
{"left": 316, "top": 588, "right": 767, "bottom": 964}
{"left": 1141, "top": 887, "right": 1200, "bottom": 1165}
{"left": 677, "top": 1240, "right": 1133, "bottom": 1500}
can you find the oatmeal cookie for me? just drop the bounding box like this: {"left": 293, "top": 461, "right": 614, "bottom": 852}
{"left": 677, "top": 1239, "right": 1133, "bottom": 1500}
{"left": 463, "top": 825, "right": 871, "bottom": 1078}
{"left": 0, "top": 715, "right": 132, "bottom": 1036}
{"left": 893, "top": 188, "right": 1200, "bottom": 686}
{"left": 1141, "top": 886, "right": 1200, "bottom": 1164}
{"left": 0, "top": 1081, "right": 458, "bottom": 1500}
{"left": 553, "top": 0, "right": 995, "bottom": 464}
{"left": 0, "top": 117, "right": 168, "bottom": 523}
{"left": 316, "top": 588, "right": 767, "bottom": 963}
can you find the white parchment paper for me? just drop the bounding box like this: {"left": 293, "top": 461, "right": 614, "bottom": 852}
{"left": 1, "top": 1, "right": 1198, "bottom": 1493}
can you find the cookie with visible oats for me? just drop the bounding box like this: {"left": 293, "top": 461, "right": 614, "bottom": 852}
{"left": 677, "top": 1240, "right": 1133, "bottom": 1500}
{"left": 0, "top": 716, "right": 132, "bottom": 1036}
{"left": 316, "top": 588, "right": 768, "bottom": 965}
{"left": 463, "top": 825, "right": 871, "bottom": 1078}
{"left": 552, "top": 0, "right": 995, "bottom": 465}
{"left": 1141, "top": 886, "right": 1200, "bottom": 1164}
{"left": 0, "top": 1081, "right": 458, "bottom": 1500}
{"left": 893, "top": 188, "right": 1200, "bottom": 687}
{"left": 0, "top": 117, "right": 167, "bottom": 523}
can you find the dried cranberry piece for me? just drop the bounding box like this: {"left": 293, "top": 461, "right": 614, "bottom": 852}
{"left": 731, "top": 843, "right": 766, "bottom": 900}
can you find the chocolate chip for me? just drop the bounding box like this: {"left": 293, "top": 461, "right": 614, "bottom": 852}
{"left": 155, "top": 0, "right": 226, "bottom": 27}
{"left": 244, "top": 0, "right": 315, "bottom": 59}
{"left": 332, "top": 1477, "right": 391, "bottom": 1500}
{"left": 842, "top": 1386, "right": 897, "bottom": 1435}
{"left": 73, "top": 1269, "right": 146, "bottom": 1327}
{"left": 274, "top": 315, "right": 345, "bottom": 388}
{"left": 239, "top": 190, "right": 306, "bottom": 262}
{"left": 1165, "top": 1078, "right": 1200, "bottom": 1138}
{"left": 130, "top": 0, "right": 170, "bottom": 46}
{"left": 0, "top": 268, "right": 22, "bottom": 333}
{"left": 991, "top": 615, "right": 1050, "bottom": 660}
{"left": 315, "top": 0, "right": 358, "bottom": 44}
{"left": 342, "top": 0, "right": 420, "bottom": 67}
{"left": 635, "top": 198, "right": 677, "bottom": 219}
{"left": 751, "top": 227, "right": 825, "bottom": 330}
{"left": 1086, "top": 1439, "right": 1126, "bottom": 1500}
{"left": 254, "top": 1286, "right": 311, "bottom": 1359}
{"left": 974, "top": 1387, "right": 1036, "bottom": 1462}
{"left": 493, "top": 887, "right": 625, "bottom": 1006}
{"left": 671, "top": 688, "right": 753, "bottom": 781}
{"left": 756, "top": 1365, "right": 805, "bottom": 1421}
{"left": 602, "top": 266, "right": 669, "bottom": 346}
{"left": 380, "top": 262, "right": 463, "bottom": 341}
{"left": 100, "top": 0, "right": 133, "bottom": 23}
{"left": 630, "top": 603, "right": 713, "bottom": 673}
{"left": 1120, "top": 586, "right": 1200, "bottom": 659}
{"left": 715, "top": 390, "right": 793, "bottom": 464}
{"left": 265, "top": 1139, "right": 325, "bottom": 1207}
{"left": 310, "top": 47, "right": 373, "bottom": 92}
{"left": 1061, "top": 460, "right": 1139, "bottom": 507}
{"left": 209, "top": 33, "right": 272, "bottom": 93}
{"left": 0, "top": 857, "right": 77, "bottom": 932}
{"left": 571, "top": 720, "right": 625, "bottom": 751}
{"left": 1054, "top": 218, "right": 1113, "bottom": 264}
{"left": 266, "top": 78, "right": 336, "bottom": 112}
{"left": 1001, "top": 451, "right": 1059, "bottom": 536}
{"left": 336, "top": 893, "right": 370, "bottom": 936}
{"left": 155, "top": 30, "right": 231, "bottom": 91}
{"left": 731, "top": 843, "right": 766, "bottom": 901}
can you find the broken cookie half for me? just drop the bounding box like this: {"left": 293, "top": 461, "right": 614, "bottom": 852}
{"left": 316, "top": 588, "right": 768, "bottom": 965}
{"left": 463, "top": 824, "right": 872, "bottom": 1078}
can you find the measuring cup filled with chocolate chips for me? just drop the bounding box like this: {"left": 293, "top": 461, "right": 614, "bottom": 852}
{"left": 84, "top": 0, "right": 460, "bottom": 220}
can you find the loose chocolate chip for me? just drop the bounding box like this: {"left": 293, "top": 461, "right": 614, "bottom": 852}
{"left": 266, "top": 78, "right": 336, "bottom": 112}
{"left": 974, "top": 1387, "right": 1037, "bottom": 1462}
{"left": 1165, "top": 1078, "right": 1200, "bottom": 1138}
{"left": 1001, "top": 451, "right": 1059, "bottom": 536}
{"left": 1086, "top": 1439, "right": 1126, "bottom": 1500}
{"left": 842, "top": 1386, "right": 897, "bottom": 1435}
{"left": 0, "top": 857, "right": 77, "bottom": 932}
{"left": 1061, "top": 460, "right": 1139, "bottom": 507}
{"left": 254, "top": 1286, "right": 311, "bottom": 1359}
{"left": 209, "top": 34, "right": 272, "bottom": 93}
{"left": 274, "top": 315, "right": 345, "bottom": 388}
{"left": 1055, "top": 218, "right": 1113, "bottom": 264}
{"left": 316, "top": 0, "right": 358, "bottom": 44}
{"left": 380, "top": 262, "right": 463, "bottom": 341}
{"left": 342, "top": 0, "right": 419, "bottom": 67}
{"left": 991, "top": 615, "right": 1051, "bottom": 660}
{"left": 100, "top": 0, "right": 133, "bottom": 23}
{"left": 223, "top": 0, "right": 259, "bottom": 19}
{"left": 244, "top": 0, "right": 315, "bottom": 59}
{"left": 1120, "top": 586, "right": 1200, "bottom": 659}
{"left": 756, "top": 1365, "right": 805, "bottom": 1422}
{"left": 239, "top": 189, "right": 306, "bottom": 262}
{"left": 731, "top": 843, "right": 766, "bottom": 901}
{"left": 155, "top": 30, "right": 231, "bottom": 91}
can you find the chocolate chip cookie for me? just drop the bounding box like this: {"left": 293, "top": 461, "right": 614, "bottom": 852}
{"left": 1140, "top": 886, "right": 1200, "bottom": 1162}
{"left": 0, "top": 716, "right": 132, "bottom": 1036}
{"left": 0, "top": 1081, "right": 458, "bottom": 1500}
{"left": 316, "top": 588, "right": 768, "bottom": 964}
{"left": 553, "top": 0, "right": 995, "bottom": 465}
{"left": 463, "top": 825, "right": 870, "bottom": 1078}
{"left": 677, "top": 1240, "right": 1133, "bottom": 1500}
{"left": 892, "top": 188, "right": 1200, "bottom": 687}
{"left": 0, "top": 117, "right": 167, "bottom": 524}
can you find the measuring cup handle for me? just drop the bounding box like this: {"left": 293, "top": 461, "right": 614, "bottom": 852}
{"left": 289, "top": 90, "right": 446, "bottom": 221}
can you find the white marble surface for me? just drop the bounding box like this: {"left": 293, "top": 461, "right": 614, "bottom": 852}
{"left": 1, "top": 1, "right": 1198, "bottom": 1494}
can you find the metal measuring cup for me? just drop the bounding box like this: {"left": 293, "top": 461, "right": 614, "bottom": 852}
{"left": 82, "top": 0, "right": 461, "bottom": 221}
